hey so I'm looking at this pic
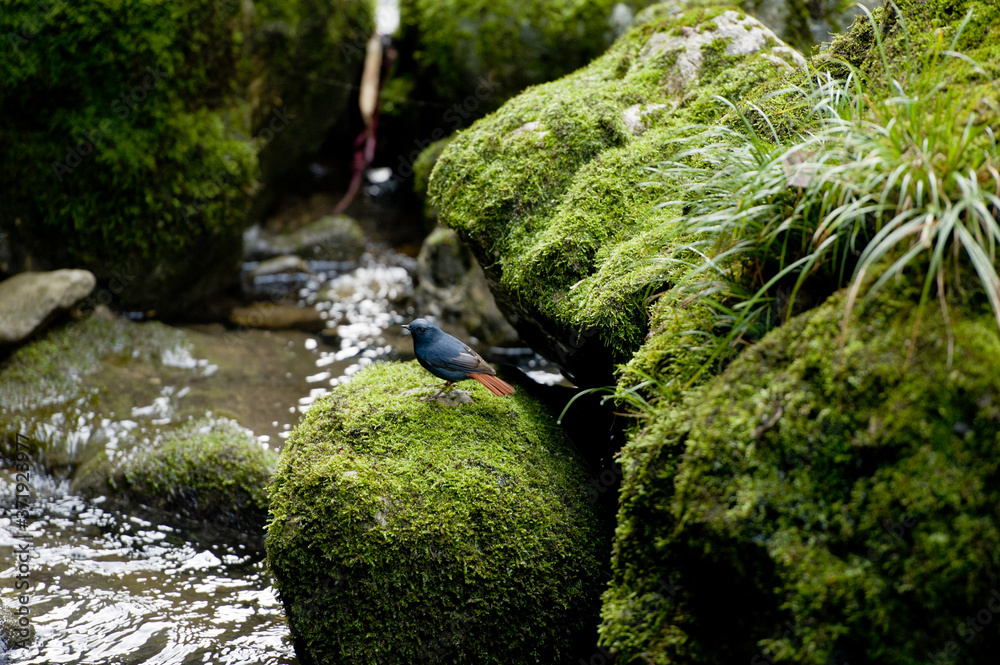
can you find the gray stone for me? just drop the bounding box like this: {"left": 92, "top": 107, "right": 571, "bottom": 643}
{"left": 640, "top": 10, "right": 806, "bottom": 95}
{"left": 0, "top": 269, "right": 96, "bottom": 344}
{"left": 248, "top": 255, "right": 313, "bottom": 279}
{"left": 245, "top": 214, "right": 365, "bottom": 263}
{"left": 414, "top": 227, "right": 519, "bottom": 347}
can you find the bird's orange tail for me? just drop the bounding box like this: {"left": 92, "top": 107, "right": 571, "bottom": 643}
{"left": 470, "top": 373, "right": 516, "bottom": 396}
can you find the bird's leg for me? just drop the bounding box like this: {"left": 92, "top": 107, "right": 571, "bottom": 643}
{"left": 420, "top": 381, "right": 453, "bottom": 402}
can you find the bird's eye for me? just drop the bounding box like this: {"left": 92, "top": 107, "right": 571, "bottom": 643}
{"left": 417, "top": 327, "right": 426, "bottom": 333}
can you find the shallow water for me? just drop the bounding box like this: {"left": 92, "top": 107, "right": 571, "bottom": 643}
{"left": 0, "top": 485, "right": 293, "bottom": 665}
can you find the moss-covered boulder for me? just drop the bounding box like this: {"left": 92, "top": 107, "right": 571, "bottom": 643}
{"left": 825, "top": 0, "right": 1000, "bottom": 84}
{"left": 0, "top": 314, "right": 191, "bottom": 468}
{"left": 0, "top": 600, "right": 35, "bottom": 651}
{"left": 0, "top": 0, "right": 372, "bottom": 314}
{"left": 267, "top": 361, "right": 602, "bottom": 664}
{"left": 413, "top": 134, "right": 455, "bottom": 222}
{"left": 601, "top": 287, "right": 1000, "bottom": 664}
{"left": 429, "top": 3, "right": 807, "bottom": 384}
{"left": 73, "top": 418, "right": 275, "bottom": 533}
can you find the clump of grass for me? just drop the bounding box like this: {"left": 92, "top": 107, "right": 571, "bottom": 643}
{"left": 645, "top": 2, "right": 1000, "bottom": 392}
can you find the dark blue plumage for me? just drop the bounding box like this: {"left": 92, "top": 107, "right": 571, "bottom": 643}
{"left": 402, "top": 318, "right": 515, "bottom": 397}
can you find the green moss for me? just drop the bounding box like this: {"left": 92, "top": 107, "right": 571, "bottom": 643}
{"left": 824, "top": 0, "right": 1000, "bottom": 88}
{"left": 0, "top": 600, "right": 34, "bottom": 650}
{"left": 117, "top": 419, "right": 275, "bottom": 529}
{"left": 266, "top": 360, "right": 602, "bottom": 664}
{"left": 602, "top": 286, "right": 1000, "bottom": 664}
{"left": 0, "top": 316, "right": 185, "bottom": 430}
{"left": 0, "top": 0, "right": 372, "bottom": 312}
{"left": 429, "top": 6, "right": 807, "bottom": 381}
{"left": 413, "top": 134, "right": 456, "bottom": 223}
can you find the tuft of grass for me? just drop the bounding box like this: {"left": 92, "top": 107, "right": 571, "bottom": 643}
{"left": 642, "top": 3, "right": 1000, "bottom": 396}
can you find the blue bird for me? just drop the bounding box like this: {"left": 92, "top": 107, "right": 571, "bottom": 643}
{"left": 402, "top": 318, "right": 515, "bottom": 397}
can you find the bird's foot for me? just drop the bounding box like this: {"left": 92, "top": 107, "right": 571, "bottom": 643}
{"left": 419, "top": 382, "right": 454, "bottom": 402}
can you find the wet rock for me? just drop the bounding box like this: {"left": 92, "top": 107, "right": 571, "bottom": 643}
{"left": 0, "top": 314, "right": 192, "bottom": 469}
{"left": 267, "top": 361, "right": 602, "bottom": 665}
{"left": 0, "top": 269, "right": 96, "bottom": 344}
{"left": 230, "top": 302, "right": 325, "bottom": 332}
{"left": 247, "top": 255, "right": 314, "bottom": 279}
{"left": 0, "top": 600, "right": 35, "bottom": 651}
{"left": 245, "top": 215, "right": 366, "bottom": 263}
{"left": 73, "top": 418, "right": 276, "bottom": 534}
{"left": 414, "top": 226, "right": 519, "bottom": 347}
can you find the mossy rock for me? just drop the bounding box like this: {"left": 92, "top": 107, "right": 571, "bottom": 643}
{"left": 0, "top": 0, "right": 372, "bottom": 314}
{"left": 246, "top": 214, "right": 366, "bottom": 263}
{"left": 601, "top": 286, "right": 1000, "bottom": 664}
{"left": 266, "top": 360, "right": 602, "bottom": 664}
{"left": 825, "top": 0, "right": 1000, "bottom": 86}
{"left": 73, "top": 418, "right": 275, "bottom": 533}
{"left": 0, "top": 314, "right": 190, "bottom": 468}
{"left": 429, "top": 4, "right": 807, "bottom": 384}
{"left": 0, "top": 600, "right": 35, "bottom": 652}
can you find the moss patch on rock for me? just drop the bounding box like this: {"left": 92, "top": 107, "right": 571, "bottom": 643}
{"left": 413, "top": 134, "right": 456, "bottom": 221}
{"left": 0, "top": 600, "right": 35, "bottom": 651}
{"left": 429, "top": 4, "right": 807, "bottom": 384}
{"left": 601, "top": 285, "right": 1000, "bottom": 664}
{"left": 266, "top": 360, "right": 602, "bottom": 664}
{"left": 75, "top": 418, "right": 275, "bottom": 532}
{"left": 0, "top": 315, "right": 189, "bottom": 466}
{"left": 825, "top": 0, "right": 1000, "bottom": 85}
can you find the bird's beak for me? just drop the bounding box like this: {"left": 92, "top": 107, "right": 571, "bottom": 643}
{"left": 401, "top": 324, "right": 410, "bottom": 331}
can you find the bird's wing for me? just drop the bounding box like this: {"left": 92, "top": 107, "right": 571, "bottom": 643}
{"left": 424, "top": 344, "right": 496, "bottom": 375}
